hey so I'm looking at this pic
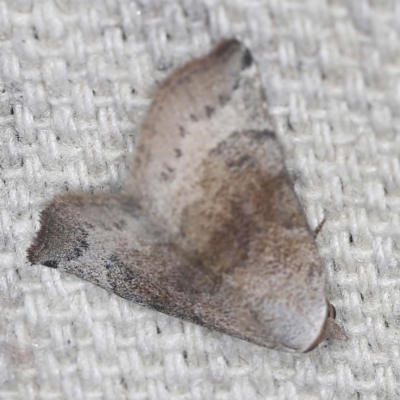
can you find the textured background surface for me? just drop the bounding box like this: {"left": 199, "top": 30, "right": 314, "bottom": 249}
{"left": 1, "top": 0, "right": 400, "bottom": 399}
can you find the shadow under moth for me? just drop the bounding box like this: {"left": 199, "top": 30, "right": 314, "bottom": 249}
{"left": 28, "top": 39, "right": 345, "bottom": 352}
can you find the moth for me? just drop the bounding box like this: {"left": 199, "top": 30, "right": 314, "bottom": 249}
{"left": 28, "top": 39, "right": 345, "bottom": 352}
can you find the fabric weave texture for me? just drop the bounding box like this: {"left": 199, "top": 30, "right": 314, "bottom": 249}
{"left": 1, "top": 0, "right": 400, "bottom": 399}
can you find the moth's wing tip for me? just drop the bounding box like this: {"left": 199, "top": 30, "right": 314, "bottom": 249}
{"left": 26, "top": 243, "right": 39, "bottom": 265}
{"left": 27, "top": 202, "right": 55, "bottom": 265}
{"left": 27, "top": 194, "right": 76, "bottom": 266}
{"left": 212, "top": 38, "right": 253, "bottom": 69}
{"left": 212, "top": 38, "right": 241, "bottom": 54}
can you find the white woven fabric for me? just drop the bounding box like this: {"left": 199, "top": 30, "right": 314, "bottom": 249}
{"left": 1, "top": 0, "right": 400, "bottom": 399}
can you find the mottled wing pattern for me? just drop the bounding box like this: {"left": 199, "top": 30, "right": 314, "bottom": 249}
{"left": 28, "top": 40, "right": 331, "bottom": 352}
